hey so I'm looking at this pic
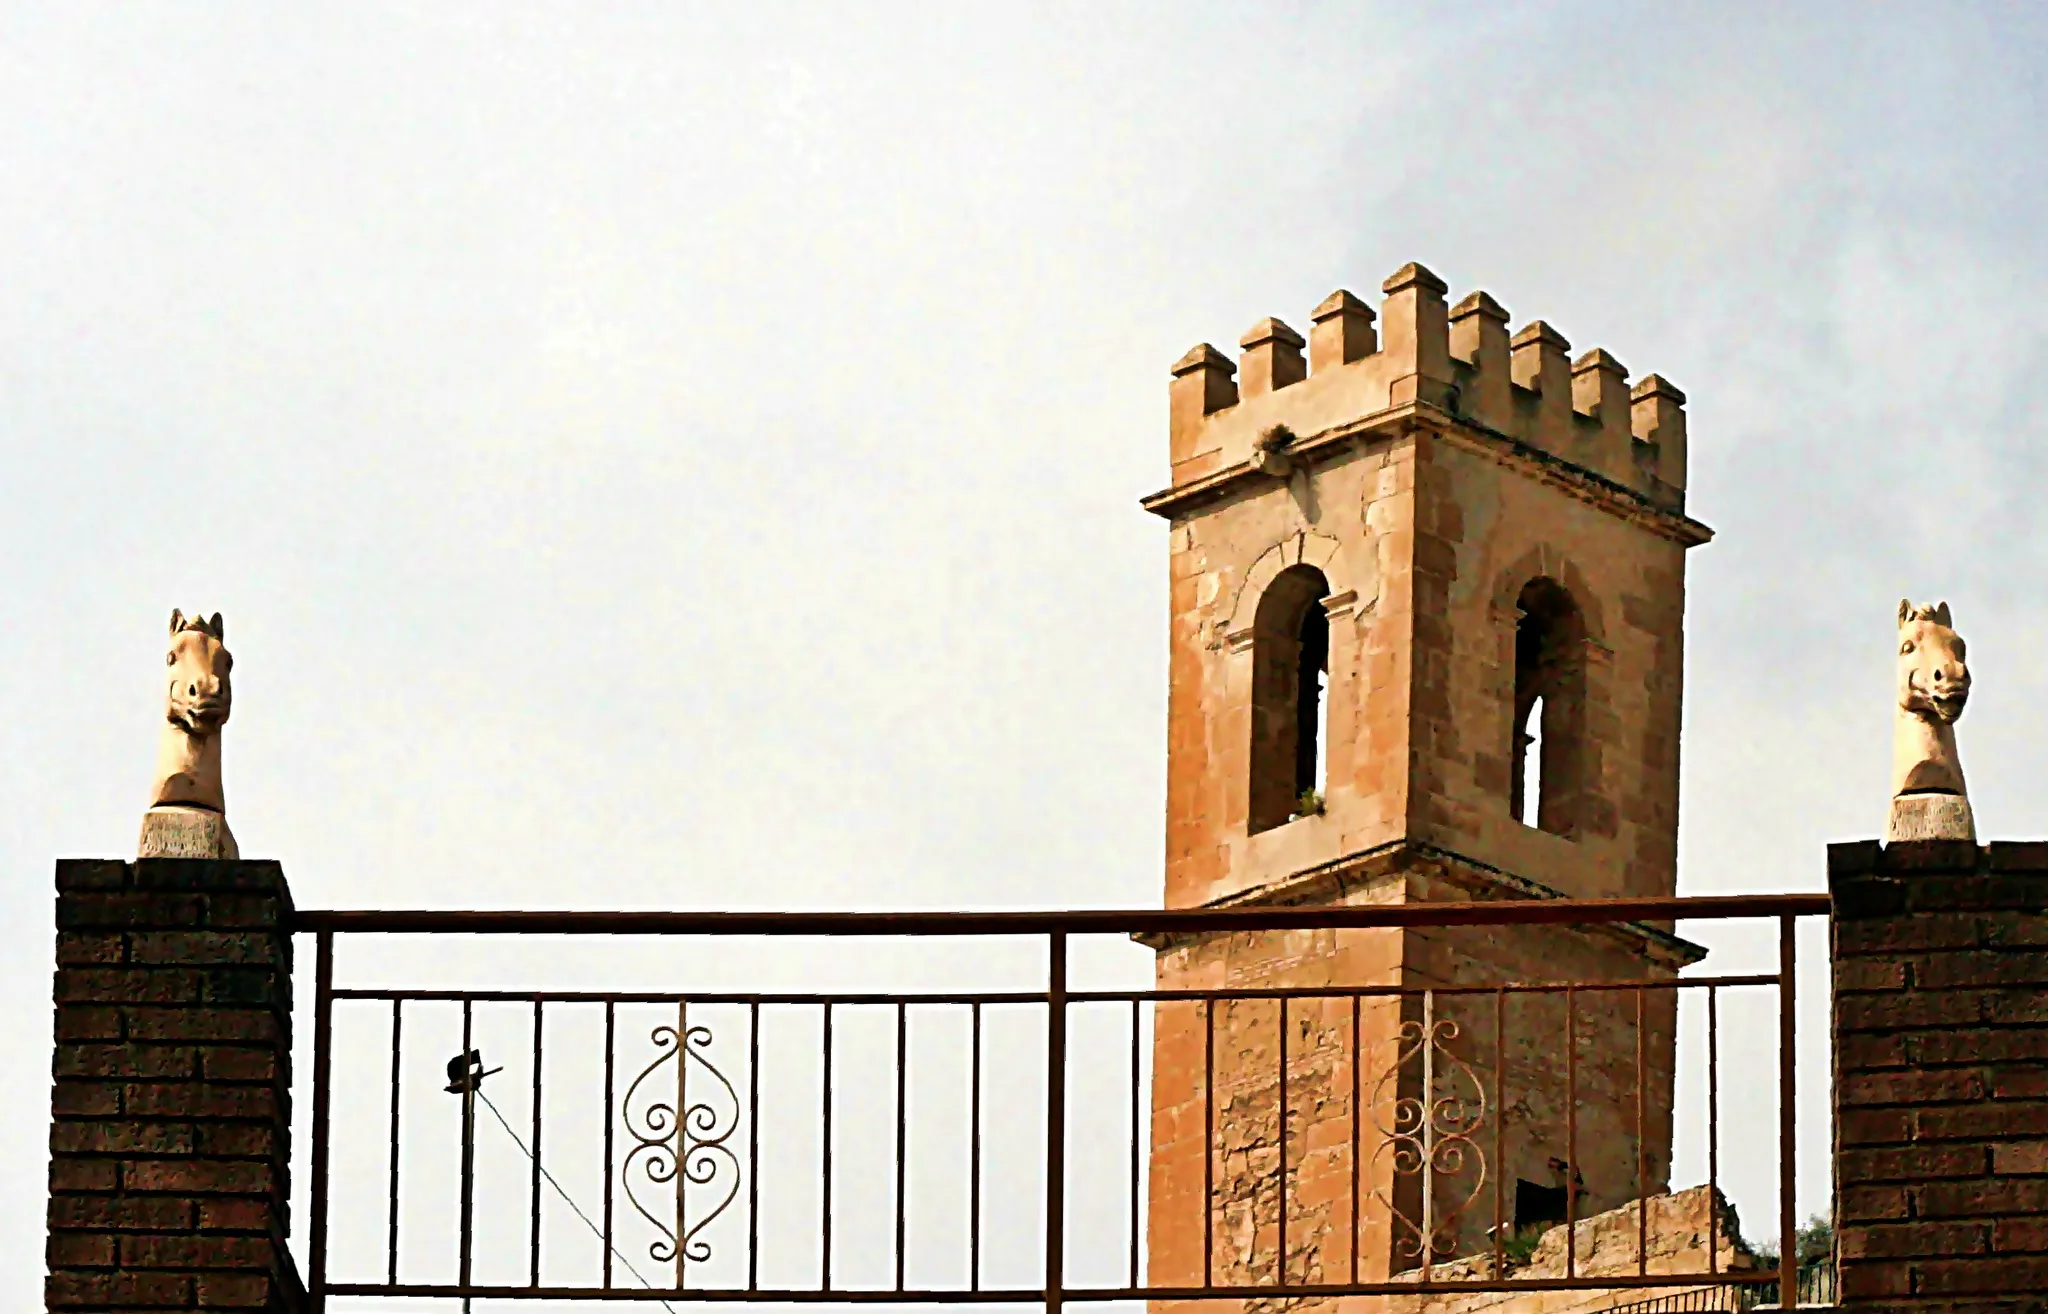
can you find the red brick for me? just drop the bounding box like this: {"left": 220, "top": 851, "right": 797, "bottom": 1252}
{"left": 1911, "top": 1028, "right": 2048, "bottom": 1066}
{"left": 1840, "top": 1220, "right": 1989, "bottom": 1258}
{"left": 46, "top": 1270, "right": 191, "bottom": 1306}
{"left": 1839, "top": 1106, "right": 1913, "bottom": 1146}
{"left": 1839, "top": 1184, "right": 1911, "bottom": 1221}
{"left": 59, "top": 893, "right": 206, "bottom": 929}
{"left": 199, "top": 1048, "right": 280, "bottom": 1082}
{"left": 1994, "top": 1068, "right": 2048, "bottom": 1100}
{"left": 47, "top": 1232, "right": 116, "bottom": 1266}
{"left": 1836, "top": 958, "right": 1909, "bottom": 991}
{"left": 198, "top": 1124, "right": 278, "bottom": 1157}
{"left": 50, "top": 1120, "right": 196, "bottom": 1155}
{"left": 49, "top": 1158, "right": 118, "bottom": 1192}
{"left": 1840, "top": 990, "right": 1984, "bottom": 1030}
{"left": 56, "top": 1005, "right": 124, "bottom": 1042}
{"left": 55, "top": 859, "right": 129, "bottom": 891}
{"left": 122, "top": 1159, "right": 272, "bottom": 1195}
{"left": 49, "top": 1196, "right": 193, "bottom": 1231}
{"left": 194, "top": 1198, "right": 270, "bottom": 1231}
{"left": 1985, "top": 990, "right": 2048, "bottom": 1025}
{"left": 194, "top": 1273, "right": 274, "bottom": 1308}
{"left": 1838, "top": 911, "right": 1982, "bottom": 953}
{"left": 127, "top": 931, "right": 279, "bottom": 966}
{"left": 1995, "top": 1217, "right": 2048, "bottom": 1253}
{"left": 1840, "top": 1142, "right": 1986, "bottom": 1182}
{"left": 1920, "top": 1177, "right": 2048, "bottom": 1217}
{"left": 1986, "top": 842, "right": 2048, "bottom": 872}
{"left": 1842, "top": 1068, "right": 1987, "bottom": 1107}
{"left": 1837, "top": 1258, "right": 1913, "bottom": 1297}
{"left": 58, "top": 967, "right": 202, "bottom": 1005}
{"left": 55, "top": 933, "right": 126, "bottom": 965}
{"left": 201, "top": 895, "right": 284, "bottom": 928}
{"left": 1918, "top": 1254, "right": 2048, "bottom": 1293}
{"left": 1992, "top": 1141, "right": 2048, "bottom": 1174}
{"left": 120, "top": 1234, "right": 273, "bottom": 1268}
{"left": 1838, "top": 1032, "right": 1909, "bottom": 1069}
{"left": 55, "top": 1044, "right": 197, "bottom": 1080}
{"left": 123, "top": 1082, "right": 275, "bottom": 1120}
{"left": 50, "top": 1081, "right": 123, "bottom": 1117}
{"left": 123, "top": 1007, "right": 279, "bottom": 1044}
{"left": 1921, "top": 950, "right": 2048, "bottom": 989}
{"left": 1919, "top": 1101, "right": 2048, "bottom": 1140}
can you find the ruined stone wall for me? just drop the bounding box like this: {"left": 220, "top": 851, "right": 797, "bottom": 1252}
{"left": 1148, "top": 889, "right": 1688, "bottom": 1298}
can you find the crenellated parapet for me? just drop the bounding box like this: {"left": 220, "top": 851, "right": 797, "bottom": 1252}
{"left": 1162, "top": 262, "right": 1690, "bottom": 516}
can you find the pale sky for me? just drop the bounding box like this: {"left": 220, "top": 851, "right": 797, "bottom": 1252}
{"left": 4, "top": 3, "right": 2046, "bottom": 1303}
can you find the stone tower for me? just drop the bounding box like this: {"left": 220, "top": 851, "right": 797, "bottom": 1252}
{"left": 1143, "top": 264, "right": 1711, "bottom": 1296}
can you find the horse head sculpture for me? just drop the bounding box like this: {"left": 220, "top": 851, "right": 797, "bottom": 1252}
{"left": 141, "top": 609, "right": 239, "bottom": 859}
{"left": 1889, "top": 599, "right": 1975, "bottom": 841}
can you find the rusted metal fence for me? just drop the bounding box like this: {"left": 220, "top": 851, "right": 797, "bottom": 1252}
{"left": 298, "top": 894, "right": 1827, "bottom": 1309}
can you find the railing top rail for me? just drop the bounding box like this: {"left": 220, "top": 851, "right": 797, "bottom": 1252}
{"left": 291, "top": 891, "right": 1828, "bottom": 937}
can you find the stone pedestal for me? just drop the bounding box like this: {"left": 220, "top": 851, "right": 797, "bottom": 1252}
{"left": 137, "top": 806, "right": 239, "bottom": 860}
{"left": 1886, "top": 792, "right": 1976, "bottom": 843}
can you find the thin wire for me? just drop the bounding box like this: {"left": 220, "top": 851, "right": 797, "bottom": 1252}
{"left": 477, "top": 1089, "right": 678, "bottom": 1312}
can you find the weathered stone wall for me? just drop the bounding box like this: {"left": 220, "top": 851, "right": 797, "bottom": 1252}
{"left": 1407, "top": 432, "right": 1691, "bottom": 902}
{"left": 45, "top": 858, "right": 301, "bottom": 1313}
{"left": 1147, "top": 882, "right": 1688, "bottom": 1296}
{"left": 1830, "top": 839, "right": 2048, "bottom": 1311}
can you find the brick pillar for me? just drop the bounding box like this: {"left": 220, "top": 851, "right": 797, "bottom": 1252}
{"left": 1830, "top": 839, "right": 2048, "bottom": 1311}
{"left": 47, "top": 858, "right": 301, "bottom": 1312}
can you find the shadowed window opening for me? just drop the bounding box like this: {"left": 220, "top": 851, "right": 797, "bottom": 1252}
{"left": 1510, "top": 577, "right": 1586, "bottom": 837}
{"left": 1249, "top": 564, "right": 1331, "bottom": 834}
{"left": 1515, "top": 1178, "right": 1570, "bottom": 1231}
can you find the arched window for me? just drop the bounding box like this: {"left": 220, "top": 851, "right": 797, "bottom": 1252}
{"left": 1249, "top": 564, "right": 1331, "bottom": 833}
{"left": 1510, "top": 577, "right": 1586, "bottom": 836}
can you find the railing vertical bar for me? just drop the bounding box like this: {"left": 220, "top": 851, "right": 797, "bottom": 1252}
{"left": 688, "top": 998, "right": 696, "bottom": 1285}
{"left": 1421, "top": 989, "right": 1435, "bottom": 1285}
{"left": 1779, "top": 914, "right": 1798, "bottom": 1312}
{"left": 1350, "top": 992, "right": 1362, "bottom": 1287}
{"left": 1635, "top": 986, "right": 1646, "bottom": 1279}
{"left": 1128, "top": 997, "right": 1141, "bottom": 1290}
{"left": 822, "top": 1000, "right": 835, "bottom": 1292}
{"left": 603, "top": 1002, "right": 615, "bottom": 1289}
{"left": 1707, "top": 985, "right": 1719, "bottom": 1277}
{"left": 1204, "top": 997, "right": 1215, "bottom": 1289}
{"left": 386, "top": 996, "right": 401, "bottom": 1288}
{"left": 1277, "top": 994, "right": 1289, "bottom": 1288}
{"left": 971, "top": 1000, "right": 983, "bottom": 1293}
{"left": 1493, "top": 987, "right": 1505, "bottom": 1280}
{"left": 1044, "top": 932, "right": 1068, "bottom": 1314}
{"left": 309, "top": 931, "right": 334, "bottom": 1310}
{"left": 895, "top": 1000, "right": 908, "bottom": 1293}
{"left": 459, "top": 997, "right": 475, "bottom": 1291}
{"left": 1564, "top": 985, "right": 1576, "bottom": 1281}
{"left": 749, "top": 1001, "right": 761, "bottom": 1292}
{"left": 531, "top": 997, "right": 544, "bottom": 1288}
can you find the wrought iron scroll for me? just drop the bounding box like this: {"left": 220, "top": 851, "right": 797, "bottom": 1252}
{"left": 1368, "top": 990, "right": 1488, "bottom": 1263}
{"left": 621, "top": 1014, "right": 742, "bottom": 1269}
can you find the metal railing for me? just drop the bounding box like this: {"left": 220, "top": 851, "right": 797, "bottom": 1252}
{"left": 299, "top": 893, "right": 1828, "bottom": 1309}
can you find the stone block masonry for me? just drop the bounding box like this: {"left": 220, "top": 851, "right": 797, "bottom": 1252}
{"left": 46, "top": 858, "right": 301, "bottom": 1312}
{"left": 1830, "top": 839, "right": 2048, "bottom": 1313}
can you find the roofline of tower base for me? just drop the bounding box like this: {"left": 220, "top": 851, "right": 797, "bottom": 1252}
{"left": 1140, "top": 838, "right": 1708, "bottom": 968}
